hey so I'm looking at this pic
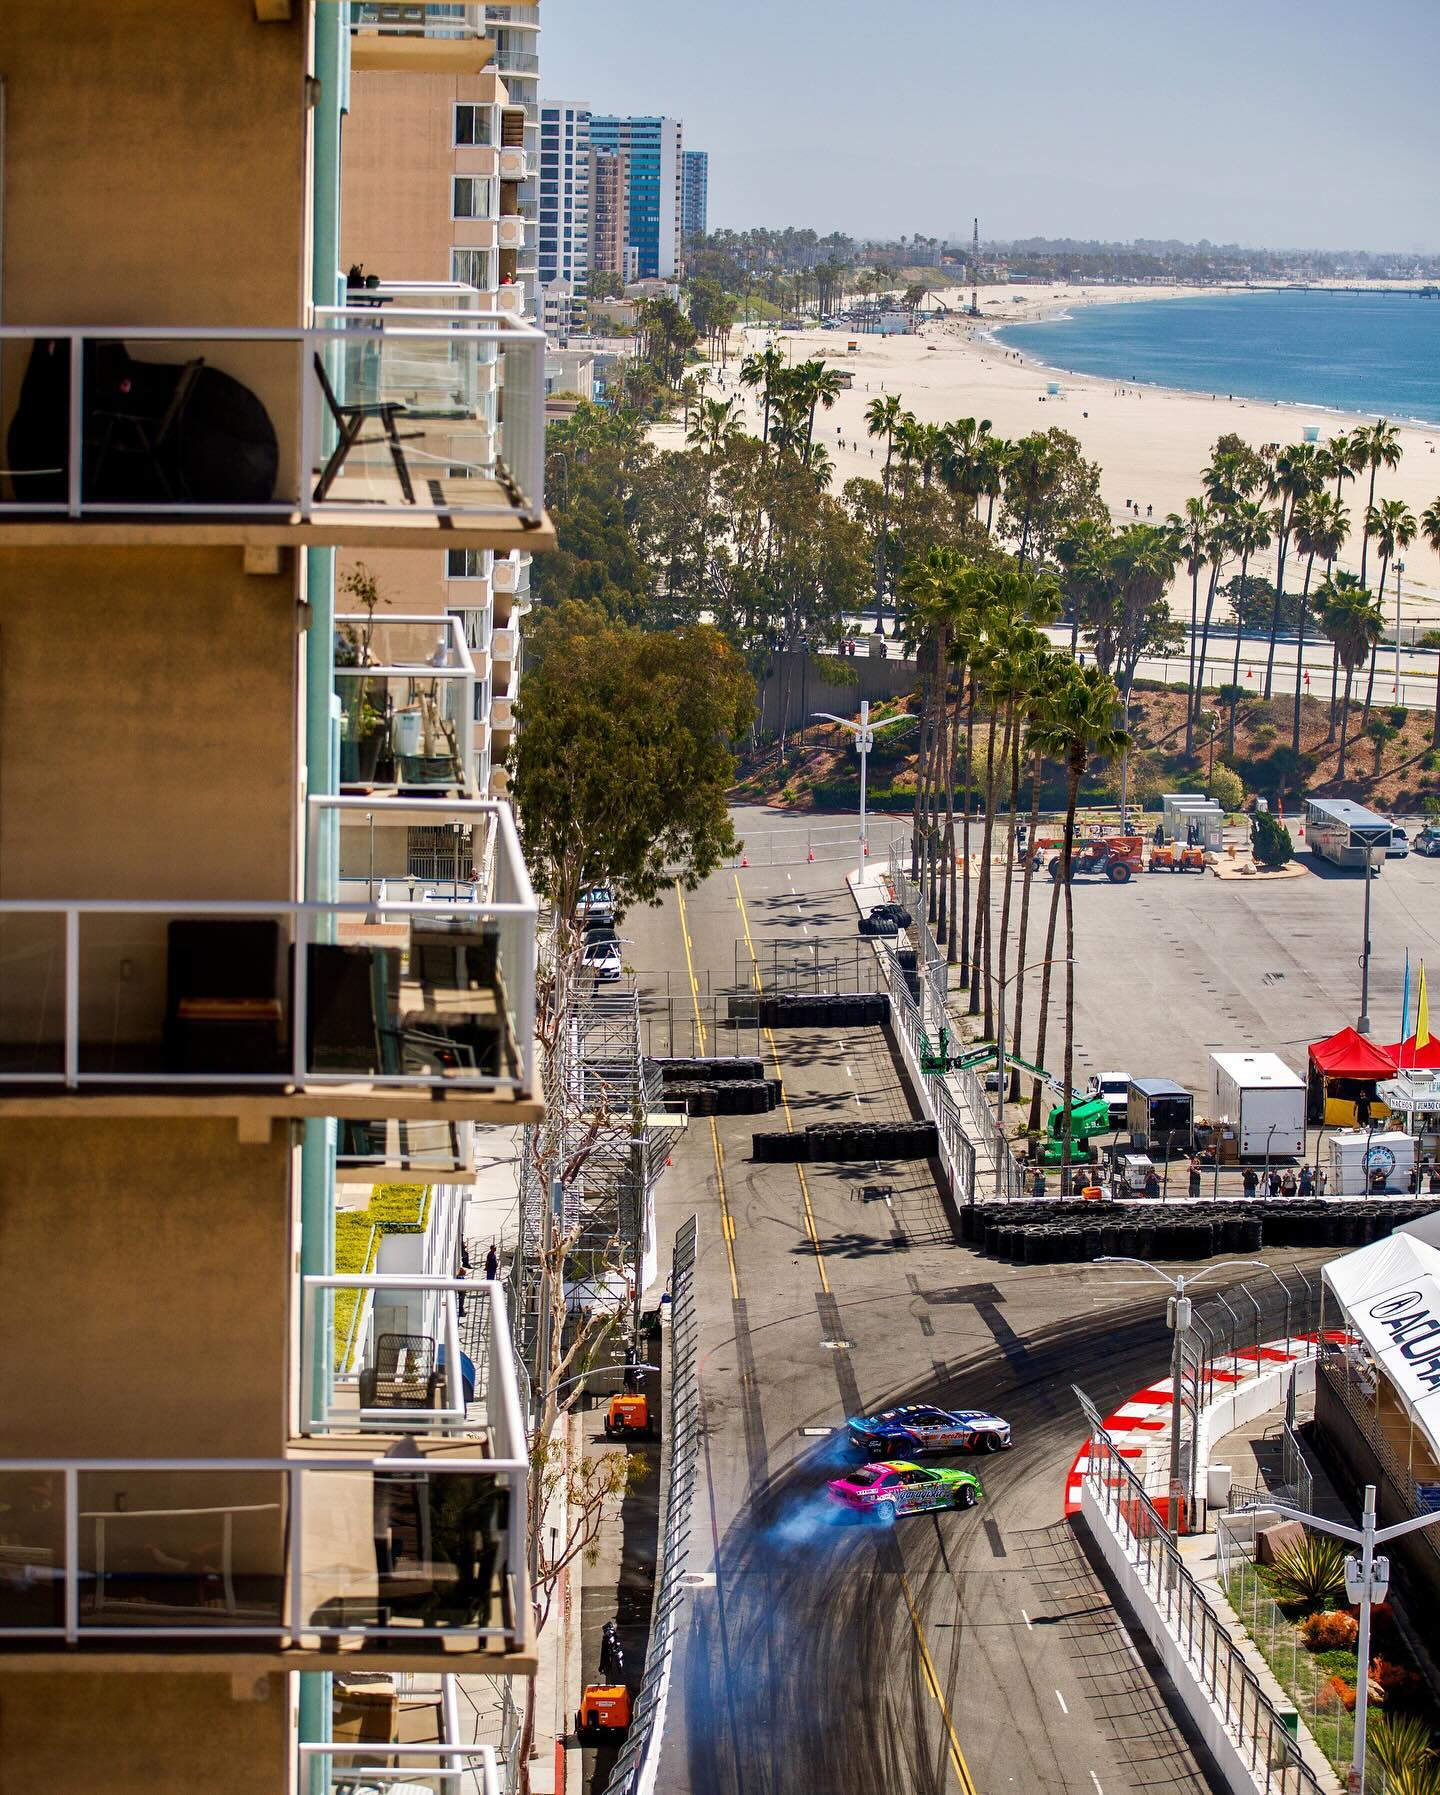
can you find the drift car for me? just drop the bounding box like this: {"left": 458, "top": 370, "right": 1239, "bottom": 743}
{"left": 828, "top": 1459, "right": 981, "bottom": 1521}
{"left": 847, "top": 1403, "right": 1012, "bottom": 1458}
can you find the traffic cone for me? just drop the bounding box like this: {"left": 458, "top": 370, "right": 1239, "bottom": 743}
{"left": 863, "top": 842, "right": 870, "bottom": 857}
{"left": 741, "top": 854, "right": 749, "bottom": 867}
{"left": 808, "top": 848, "right": 814, "bottom": 862}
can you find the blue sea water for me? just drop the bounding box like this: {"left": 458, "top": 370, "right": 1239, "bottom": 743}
{"left": 996, "top": 290, "right": 1440, "bottom": 427}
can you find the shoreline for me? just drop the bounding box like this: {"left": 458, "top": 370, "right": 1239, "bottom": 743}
{"left": 989, "top": 286, "right": 1440, "bottom": 432}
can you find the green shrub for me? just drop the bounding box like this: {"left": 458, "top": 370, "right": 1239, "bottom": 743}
{"left": 1251, "top": 809, "right": 1294, "bottom": 868}
{"left": 369, "top": 1183, "right": 433, "bottom": 1233}
{"left": 1388, "top": 706, "right": 1410, "bottom": 730}
{"left": 1250, "top": 722, "right": 1277, "bottom": 747}
{"left": 1272, "top": 1532, "right": 1346, "bottom": 1607}
{"left": 1207, "top": 762, "right": 1245, "bottom": 812}
{"left": 1371, "top": 1713, "right": 1438, "bottom": 1784}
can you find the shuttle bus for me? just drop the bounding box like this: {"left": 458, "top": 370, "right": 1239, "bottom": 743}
{"left": 1304, "top": 798, "right": 1391, "bottom": 869}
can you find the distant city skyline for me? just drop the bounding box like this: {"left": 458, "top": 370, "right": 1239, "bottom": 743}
{"left": 541, "top": 0, "right": 1439, "bottom": 252}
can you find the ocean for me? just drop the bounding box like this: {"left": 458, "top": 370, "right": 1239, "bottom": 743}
{"left": 996, "top": 290, "right": 1440, "bottom": 428}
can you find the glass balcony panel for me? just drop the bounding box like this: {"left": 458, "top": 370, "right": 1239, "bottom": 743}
{"left": 301, "top": 1746, "right": 501, "bottom": 1795}
{"left": 0, "top": 912, "right": 65, "bottom": 1079}
{"left": 77, "top": 1468, "right": 287, "bottom": 1631}
{"left": 336, "top": 1119, "right": 475, "bottom": 1184}
{"left": 350, "top": 3, "right": 487, "bottom": 39}
{"left": 0, "top": 1470, "right": 66, "bottom": 1633}
{"left": 335, "top": 614, "right": 477, "bottom": 794}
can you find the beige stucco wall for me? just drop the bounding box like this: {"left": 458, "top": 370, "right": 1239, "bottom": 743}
{"left": 0, "top": 1119, "right": 293, "bottom": 1458}
{"left": 0, "top": 1672, "right": 291, "bottom": 1791}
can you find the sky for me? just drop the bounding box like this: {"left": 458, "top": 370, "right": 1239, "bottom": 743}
{"left": 539, "top": 0, "right": 1440, "bottom": 252}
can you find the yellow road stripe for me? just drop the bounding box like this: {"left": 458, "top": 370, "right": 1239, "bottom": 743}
{"left": 733, "top": 875, "right": 830, "bottom": 1296}
{"left": 900, "top": 1570, "right": 980, "bottom": 1795}
{"left": 709, "top": 1116, "right": 739, "bottom": 1297}
{"left": 675, "top": 880, "right": 707, "bottom": 1056}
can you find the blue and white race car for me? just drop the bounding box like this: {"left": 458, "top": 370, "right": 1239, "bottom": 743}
{"left": 847, "top": 1403, "right": 1012, "bottom": 1458}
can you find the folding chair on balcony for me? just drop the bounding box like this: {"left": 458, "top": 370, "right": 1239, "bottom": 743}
{"left": 312, "top": 353, "right": 421, "bottom": 505}
{"left": 360, "top": 1333, "right": 442, "bottom": 1412}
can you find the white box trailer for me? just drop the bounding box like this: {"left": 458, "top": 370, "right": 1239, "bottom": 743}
{"left": 1209, "top": 1052, "right": 1306, "bottom": 1159}
{"left": 1326, "top": 1128, "right": 1417, "bottom": 1197}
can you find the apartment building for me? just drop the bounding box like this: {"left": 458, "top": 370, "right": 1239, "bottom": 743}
{"left": 589, "top": 147, "right": 629, "bottom": 279}
{"left": 589, "top": 115, "right": 683, "bottom": 280}
{"left": 0, "top": 8, "right": 549, "bottom": 1794}
{"left": 480, "top": 3, "right": 543, "bottom": 312}
{"left": 538, "top": 102, "right": 591, "bottom": 320}
{"left": 681, "top": 148, "right": 709, "bottom": 247}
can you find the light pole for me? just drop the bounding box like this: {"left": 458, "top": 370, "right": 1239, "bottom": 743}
{"left": 1394, "top": 559, "right": 1405, "bottom": 695}
{"left": 994, "top": 956, "right": 1073, "bottom": 1196}
{"left": 1357, "top": 840, "right": 1381, "bottom": 1034}
{"left": 813, "top": 699, "right": 907, "bottom": 887}
{"left": 1097, "top": 1257, "right": 1267, "bottom": 1537}
{"left": 1240, "top": 1486, "right": 1440, "bottom": 1793}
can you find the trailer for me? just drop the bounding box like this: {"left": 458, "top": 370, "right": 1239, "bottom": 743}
{"left": 1326, "top": 1128, "right": 1417, "bottom": 1196}
{"left": 1127, "top": 1078, "right": 1194, "bottom": 1153}
{"left": 1209, "top": 1052, "right": 1306, "bottom": 1160}
{"left": 1304, "top": 798, "right": 1391, "bottom": 870}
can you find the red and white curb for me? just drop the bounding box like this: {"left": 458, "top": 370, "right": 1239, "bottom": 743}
{"left": 1063, "top": 1339, "right": 1314, "bottom": 1517}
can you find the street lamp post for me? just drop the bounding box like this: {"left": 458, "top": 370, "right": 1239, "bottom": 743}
{"left": 1358, "top": 842, "right": 1379, "bottom": 1034}
{"left": 1242, "top": 1485, "right": 1440, "bottom": 1793}
{"left": 1097, "top": 1257, "right": 1267, "bottom": 1537}
{"left": 813, "top": 700, "right": 907, "bottom": 887}
{"left": 994, "top": 956, "right": 1073, "bottom": 1196}
{"left": 1394, "top": 559, "right": 1405, "bottom": 695}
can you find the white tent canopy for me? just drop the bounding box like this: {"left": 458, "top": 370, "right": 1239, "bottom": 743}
{"left": 1325, "top": 1232, "right": 1440, "bottom": 1462}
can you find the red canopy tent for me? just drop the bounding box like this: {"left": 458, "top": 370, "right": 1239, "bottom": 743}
{"left": 1384, "top": 1035, "right": 1440, "bottom": 1070}
{"left": 1308, "top": 1027, "right": 1397, "bottom": 1079}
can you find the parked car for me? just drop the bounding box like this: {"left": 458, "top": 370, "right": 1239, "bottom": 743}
{"left": 1388, "top": 826, "right": 1410, "bottom": 859}
{"left": 1087, "top": 1071, "right": 1132, "bottom": 1128}
{"left": 582, "top": 938, "right": 624, "bottom": 983}
{"left": 576, "top": 886, "right": 616, "bottom": 924}
{"left": 1415, "top": 826, "right": 1440, "bottom": 859}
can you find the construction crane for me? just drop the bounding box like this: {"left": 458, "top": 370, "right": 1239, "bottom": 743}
{"left": 968, "top": 218, "right": 980, "bottom": 317}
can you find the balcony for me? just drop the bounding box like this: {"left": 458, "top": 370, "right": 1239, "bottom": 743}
{"left": 490, "top": 552, "right": 529, "bottom": 593}
{"left": 0, "top": 310, "right": 548, "bottom": 551}
{"left": 337, "top": 1119, "right": 476, "bottom": 1185}
{"left": 301, "top": 1275, "right": 521, "bottom": 1448}
{"left": 489, "top": 696, "right": 513, "bottom": 737}
{"left": 0, "top": 800, "right": 538, "bottom": 1125}
{"left": 490, "top": 628, "right": 516, "bottom": 681}
{"left": 0, "top": 1448, "right": 531, "bottom": 1669}
{"left": 300, "top": 1744, "right": 501, "bottom": 1795}
{"left": 493, "top": 285, "right": 525, "bottom": 316}
{"left": 348, "top": 3, "right": 494, "bottom": 74}
{"left": 497, "top": 218, "right": 526, "bottom": 252}
{"left": 497, "top": 146, "right": 530, "bottom": 182}
{"left": 336, "top": 613, "right": 480, "bottom": 796}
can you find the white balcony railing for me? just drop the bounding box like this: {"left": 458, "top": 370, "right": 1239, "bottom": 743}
{"left": 349, "top": 2, "right": 489, "bottom": 41}
{"left": 490, "top": 695, "right": 513, "bottom": 733}
{"left": 299, "top": 1744, "right": 501, "bottom": 1795}
{"left": 0, "top": 308, "right": 544, "bottom": 533}
{"left": 336, "top": 1118, "right": 475, "bottom": 1183}
{"left": 0, "top": 801, "right": 536, "bottom": 1105}
{"left": 336, "top": 613, "right": 480, "bottom": 795}
{"left": 491, "top": 552, "right": 529, "bottom": 593}
{"left": 0, "top": 1452, "right": 527, "bottom": 1653}
{"left": 301, "top": 1276, "right": 525, "bottom": 1457}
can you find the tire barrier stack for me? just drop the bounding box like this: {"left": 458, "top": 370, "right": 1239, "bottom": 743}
{"left": 758, "top": 992, "right": 891, "bottom": 1029}
{"left": 654, "top": 1056, "right": 779, "bottom": 1118}
{"left": 753, "top": 1118, "right": 939, "bottom": 1163}
{"left": 959, "top": 1199, "right": 1440, "bottom": 1264}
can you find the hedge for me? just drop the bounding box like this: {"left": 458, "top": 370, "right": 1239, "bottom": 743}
{"left": 331, "top": 1185, "right": 432, "bottom": 1369}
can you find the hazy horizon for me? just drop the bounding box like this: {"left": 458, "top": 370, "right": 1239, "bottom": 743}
{"left": 540, "top": 0, "right": 1439, "bottom": 254}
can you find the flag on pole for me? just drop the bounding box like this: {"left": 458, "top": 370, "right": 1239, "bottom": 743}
{"left": 1401, "top": 948, "right": 1411, "bottom": 1052}
{"left": 1418, "top": 961, "right": 1431, "bottom": 1053}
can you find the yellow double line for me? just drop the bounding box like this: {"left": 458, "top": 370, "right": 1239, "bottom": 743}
{"left": 676, "top": 882, "right": 738, "bottom": 1299}
{"left": 900, "top": 1570, "right": 980, "bottom": 1794}
{"left": 733, "top": 875, "right": 829, "bottom": 1295}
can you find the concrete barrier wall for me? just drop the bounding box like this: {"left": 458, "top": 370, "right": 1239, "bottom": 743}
{"left": 1195, "top": 1356, "right": 1316, "bottom": 1498}
{"left": 1078, "top": 1481, "right": 1276, "bottom": 1795}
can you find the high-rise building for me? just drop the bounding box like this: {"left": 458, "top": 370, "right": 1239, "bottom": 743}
{"left": 588, "top": 115, "right": 683, "bottom": 281}
{"left": 681, "top": 149, "right": 709, "bottom": 246}
{"left": 0, "top": 8, "right": 550, "bottom": 1792}
{"left": 538, "top": 102, "right": 591, "bottom": 332}
{"left": 589, "top": 147, "right": 629, "bottom": 279}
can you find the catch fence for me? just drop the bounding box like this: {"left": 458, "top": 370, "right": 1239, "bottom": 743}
{"left": 602, "top": 1216, "right": 701, "bottom": 1795}
{"left": 1075, "top": 1389, "right": 1323, "bottom": 1795}
{"left": 874, "top": 938, "right": 976, "bottom": 1203}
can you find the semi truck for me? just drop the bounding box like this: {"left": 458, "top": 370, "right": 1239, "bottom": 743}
{"left": 1209, "top": 1052, "right": 1306, "bottom": 1160}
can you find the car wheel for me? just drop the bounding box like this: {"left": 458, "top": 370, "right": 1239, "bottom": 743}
{"left": 954, "top": 1483, "right": 977, "bottom": 1509}
{"left": 874, "top": 1500, "right": 897, "bottom": 1525}
{"left": 1109, "top": 862, "right": 1131, "bottom": 884}
{"left": 983, "top": 1433, "right": 1004, "bottom": 1453}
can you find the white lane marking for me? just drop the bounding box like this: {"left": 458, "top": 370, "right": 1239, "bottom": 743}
{"left": 1055, "top": 1690, "right": 1069, "bottom": 1715}
{"left": 1090, "top": 1775, "right": 1104, "bottom": 1795}
{"left": 1020, "top": 1608, "right": 1033, "bottom": 1631}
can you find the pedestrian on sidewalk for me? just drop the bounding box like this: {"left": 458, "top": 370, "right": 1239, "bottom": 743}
{"left": 485, "top": 1240, "right": 499, "bottom": 1283}
{"left": 1187, "top": 1156, "right": 1202, "bottom": 1199}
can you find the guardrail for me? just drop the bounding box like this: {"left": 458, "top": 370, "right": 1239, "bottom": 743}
{"left": 1075, "top": 1398, "right": 1322, "bottom": 1795}
{"left": 602, "top": 1216, "right": 700, "bottom": 1795}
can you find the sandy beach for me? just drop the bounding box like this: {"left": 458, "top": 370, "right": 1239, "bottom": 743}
{"left": 657, "top": 281, "right": 1440, "bottom": 632}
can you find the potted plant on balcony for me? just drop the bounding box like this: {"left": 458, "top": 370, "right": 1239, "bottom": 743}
{"left": 339, "top": 562, "right": 389, "bottom": 783}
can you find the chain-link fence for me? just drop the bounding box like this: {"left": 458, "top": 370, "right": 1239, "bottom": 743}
{"left": 603, "top": 1215, "right": 701, "bottom": 1795}
{"left": 1075, "top": 1389, "right": 1323, "bottom": 1795}
{"left": 1216, "top": 1512, "right": 1397, "bottom": 1791}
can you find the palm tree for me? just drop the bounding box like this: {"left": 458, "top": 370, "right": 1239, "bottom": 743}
{"left": 738, "top": 344, "right": 785, "bottom": 456}
{"left": 1288, "top": 492, "right": 1349, "bottom": 753}
{"left": 1192, "top": 506, "right": 1233, "bottom": 724}
{"left": 865, "top": 392, "right": 904, "bottom": 634}
{"left": 1005, "top": 434, "right": 1058, "bottom": 566}
{"left": 1166, "top": 497, "right": 1212, "bottom": 753}
{"left": 1262, "top": 442, "right": 1319, "bottom": 697}
{"left": 1055, "top": 517, "right": 1113, "bottom": 656}
{"left": 1360, "top": 498, "right": 1416, "bottom": 719}
{"left": 1319, "top": 432, "right": 1360, "bottom": 506}
{"left": 1009, "top": 649, "right": 1068, "bottom": 1102}
{"left": 1319, "top": 578, "right": 1383, "bottom": 778}
{"left": 685, "top": 395, "right": 744, "bottom": 457}
{"left": 792, "top": 358, "right": 844, "bottom": 462}
{"left": 975, "top": 433, "right": 1009, "bottom": 535}
{"left": 1224, "top": 500, "right": 1273, "bottom": 750}
{"left": 1423, "top": 499, "right": 1440, "bottom": 741}
{"left": 937, "top": 416, "right": 993, "bottom": 519}
{"left": 1352, "top": 419, "right": 1403, "bottom": 589}
{"left": 1026, "top": 665, "right": 1129, "bottom": 1176}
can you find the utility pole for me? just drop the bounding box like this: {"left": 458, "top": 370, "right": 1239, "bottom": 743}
{"left": 813, "top": 699, "right": 907, "bottom": 887}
